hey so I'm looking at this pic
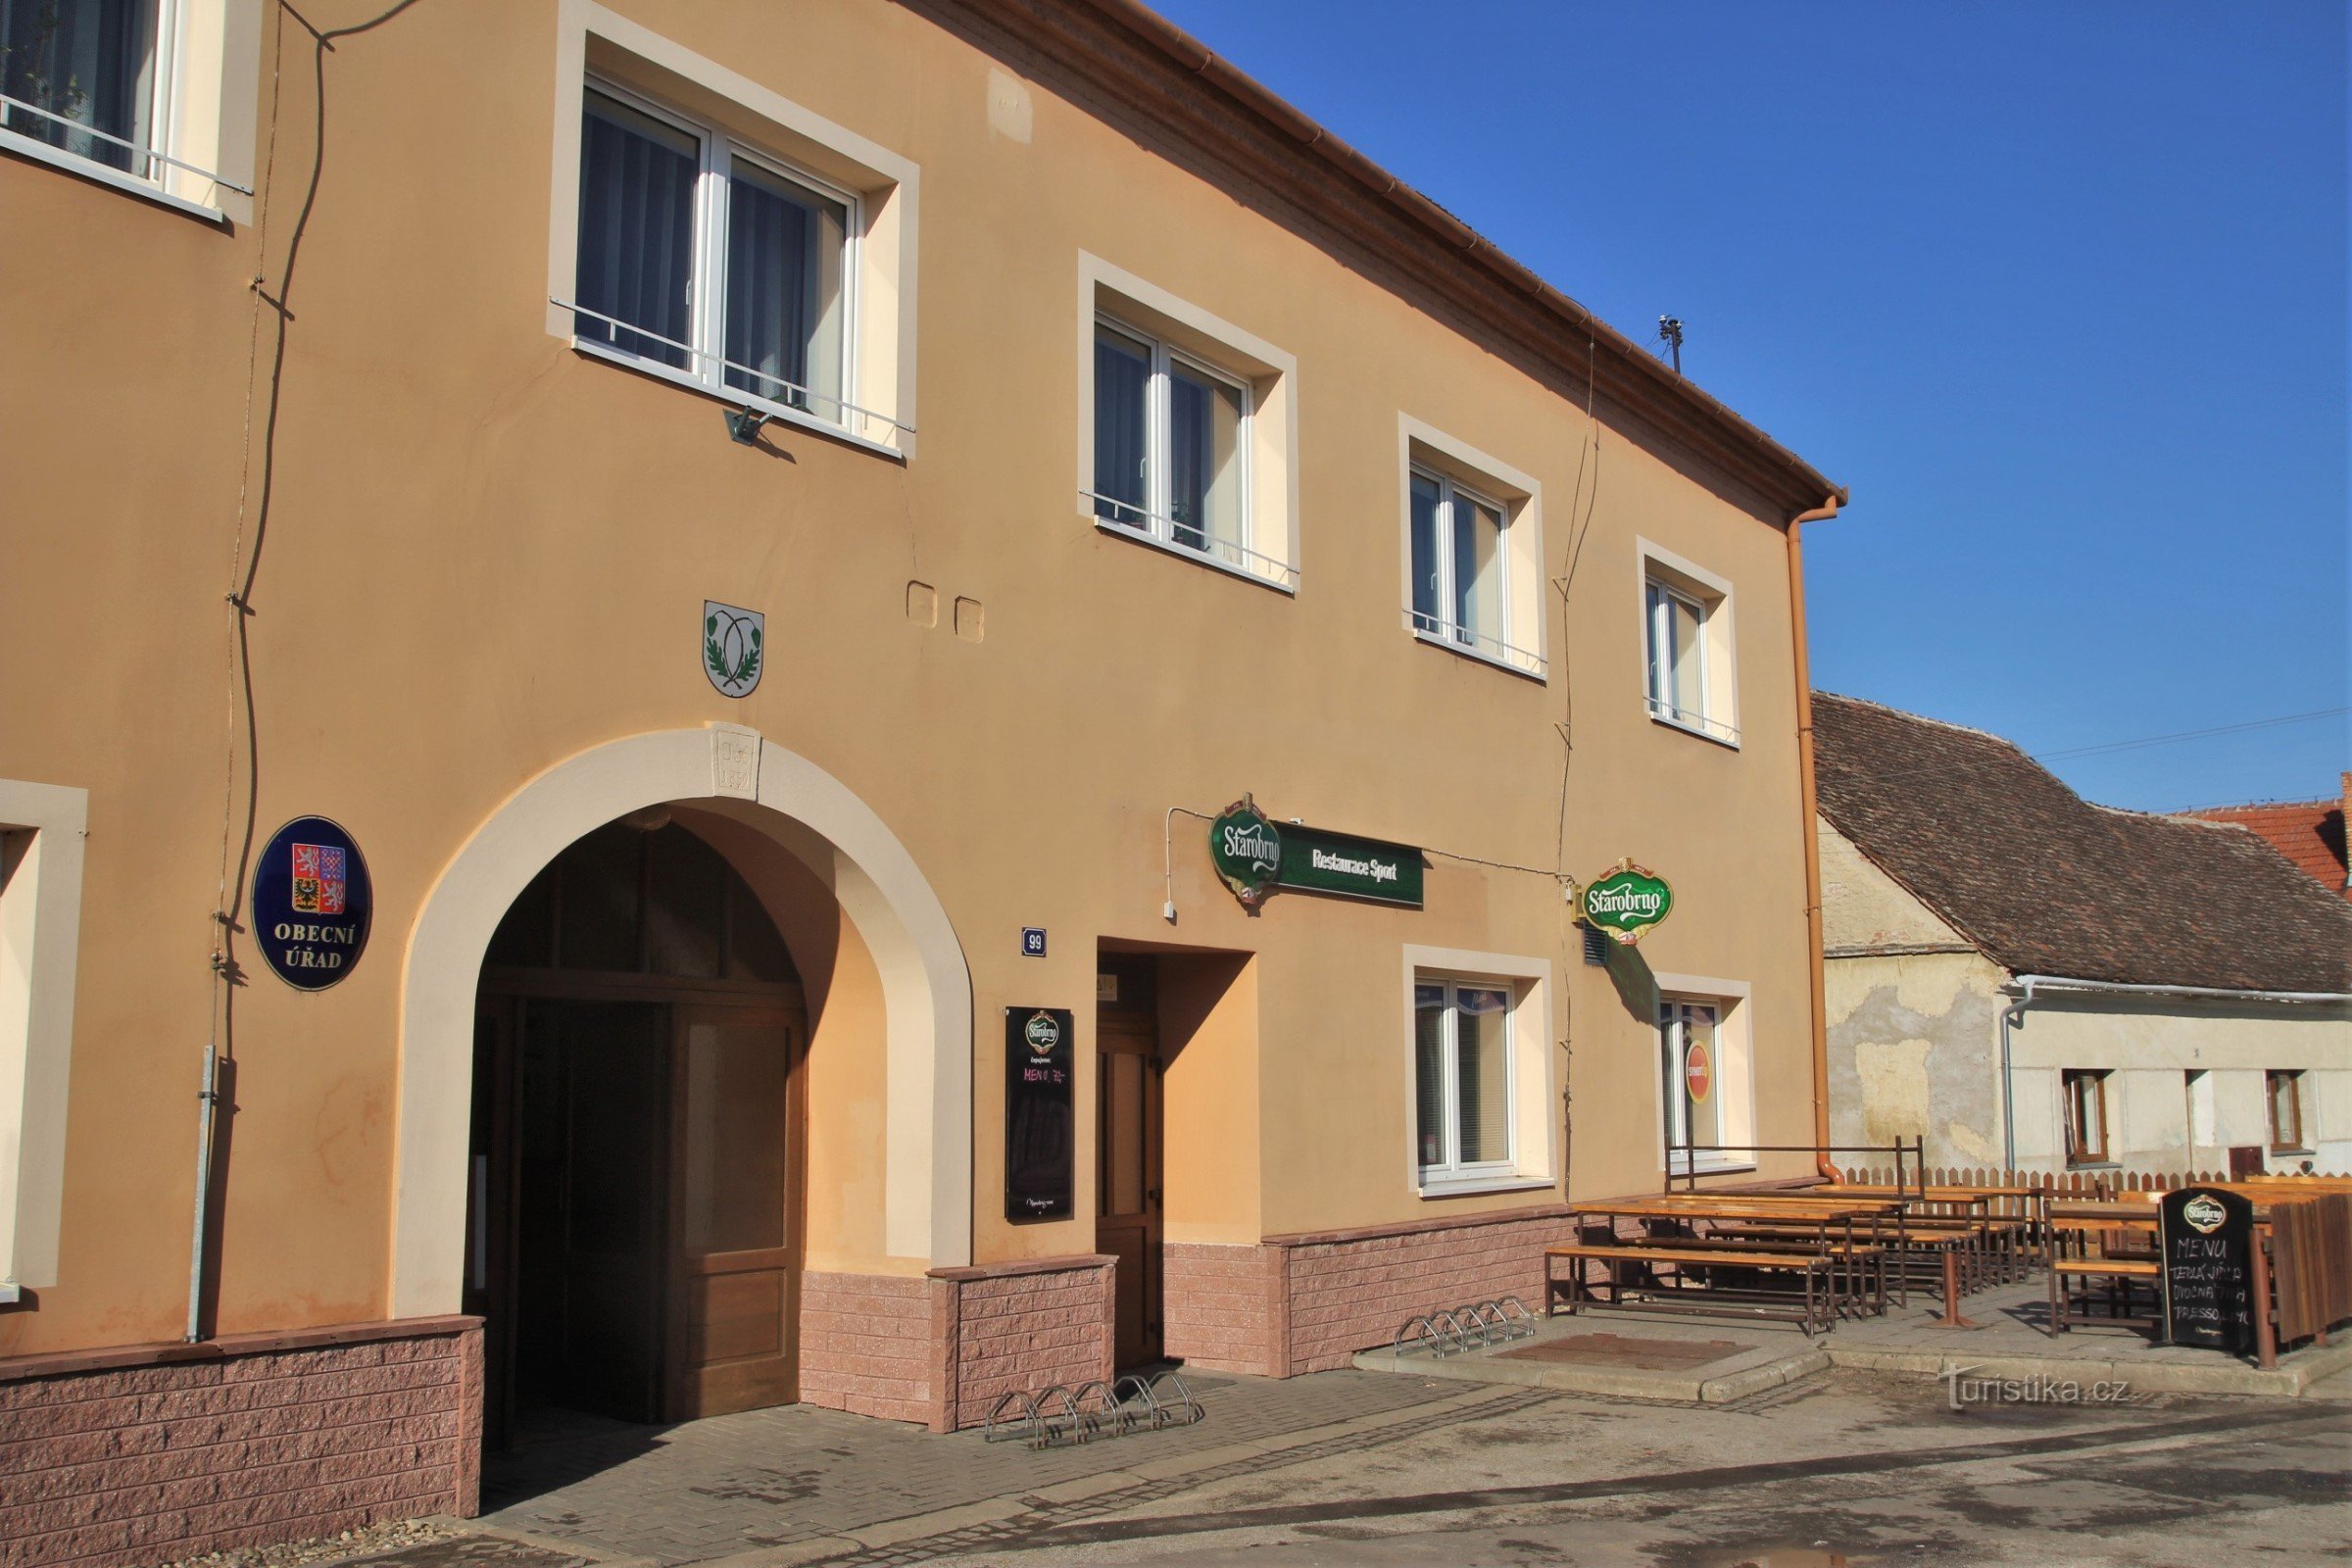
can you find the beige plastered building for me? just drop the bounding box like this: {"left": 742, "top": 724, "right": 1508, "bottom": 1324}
{"left": 0, "top": 2, "right": 1846, "bottom": 1561}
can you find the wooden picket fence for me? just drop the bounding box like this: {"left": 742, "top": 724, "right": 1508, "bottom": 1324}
{"left": 1832, "top": 1162, "right": 2350, "bottom": 1196}
{"left": 1832, "top": 1161, "right": 2352, "bottom": 1351}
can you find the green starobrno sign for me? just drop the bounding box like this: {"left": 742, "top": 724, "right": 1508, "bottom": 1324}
{"left": 1580, "top": 859, "right": 1673, "bottom": 944}
{"left": 1209, "top": 795, "right": 1424, "bottom": 911}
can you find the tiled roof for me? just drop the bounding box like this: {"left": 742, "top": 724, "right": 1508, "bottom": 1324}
{"left": 1811, "top": 694, "right": 2352, "bottom": 994}
{"left": 2180, "top": 790, "right": 2349, "bottom": 900}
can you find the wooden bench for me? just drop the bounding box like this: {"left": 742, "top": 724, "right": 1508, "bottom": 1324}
{"left": 1647, "top": 1229, "right": 1890, "bottom": 1317}
{"left": 2049, "top": 1256, "right": 2161, "bottom": 1335}
{"left": 1545, "top": 1244, "right": 1837, "bottom": 1336}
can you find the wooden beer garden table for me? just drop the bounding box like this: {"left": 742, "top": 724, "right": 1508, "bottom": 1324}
{"left": 1562, "top": 1195, "right": 1903, "bottom": 1321}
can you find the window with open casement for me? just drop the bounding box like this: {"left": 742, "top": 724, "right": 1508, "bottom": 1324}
{"left": 2268, "top": 1069, "right": 2308, "bottom": 1153}
{"left": 2063, "top": 1069, "right": 2111, "bottom": 1166}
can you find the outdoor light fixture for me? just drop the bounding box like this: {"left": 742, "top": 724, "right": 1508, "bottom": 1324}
{"left": 724, "top": 408, "right": 772, "bottom": 444}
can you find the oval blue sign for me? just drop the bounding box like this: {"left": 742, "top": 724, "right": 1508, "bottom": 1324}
{"left": 253, "top": 816, "right": 372, "bottom": 991}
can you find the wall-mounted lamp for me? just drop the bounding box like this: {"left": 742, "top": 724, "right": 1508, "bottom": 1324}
{"left": 724, "top": 408, "right": 771, "bottom": 445}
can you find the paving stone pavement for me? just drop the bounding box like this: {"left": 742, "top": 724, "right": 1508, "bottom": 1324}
{"left": 476, "top": 1369, "right": 1528, "bottom": 1565}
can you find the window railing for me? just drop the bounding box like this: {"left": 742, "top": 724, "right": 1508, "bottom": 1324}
{"left": 1645, "top": 696, "right": 1740, "bottom": 745}
{"left": 551, "top": 298, "right": 913, "bottom": 438}
{"left": 0, "top": 92, "right": 252, "bottom": 195}
{"left": 1081, "top": 490, "right": 1299, "bottom": 590}
{"left": 1403, "top": 609, "right": 1546, "bottom": 677}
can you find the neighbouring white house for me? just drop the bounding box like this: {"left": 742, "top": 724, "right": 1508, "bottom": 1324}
{"left": 1813, "top": 693, "right": 2352, "bottom": 1177}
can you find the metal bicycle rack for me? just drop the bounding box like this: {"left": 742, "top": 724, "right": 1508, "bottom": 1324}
{"left": 1390, "top": 1296, "right": 1537, "bottom": 1357}
{"left": 983, "top": 1368, "right": 1204, "bottom": 1449}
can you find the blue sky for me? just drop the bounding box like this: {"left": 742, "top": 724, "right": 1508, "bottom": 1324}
{"left": 1150, "top": 0, "right": 2349, "bottom": 811}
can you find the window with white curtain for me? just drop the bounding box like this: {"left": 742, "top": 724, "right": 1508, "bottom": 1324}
{"left": 0, "top": 0, "right": 156, "bottom": 175}
{"left": 1414, "top": 977, "right": 1515, "bottom": 1182}
{"left": 573, "top": 80, "right": 855, "bottom": 428}
{"left": 1640, "top": 545, "right": 1738, "bottom": 744}
{"left": 1408, "top": 466, "right": 1511, "bottom": 662}
{"left": 1092, "top": 318, "right": 1251, "bottom": 570}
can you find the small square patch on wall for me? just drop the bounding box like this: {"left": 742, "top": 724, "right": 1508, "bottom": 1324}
{"left": 954, "top": 597, "right": 985, "bottom": 642}
{"left": 906, "top": 581, "right": 938, "bottom": 627}
{"left": 710, "top": 726, "right": 760, "bottom": 800}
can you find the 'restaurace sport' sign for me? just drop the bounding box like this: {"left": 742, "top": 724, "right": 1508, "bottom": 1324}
{"left": 1579, "top": 859, "right": 1673, "bottom": 945}
{"left": 1209, "top": 795, "right": 1423, "bottom": 910}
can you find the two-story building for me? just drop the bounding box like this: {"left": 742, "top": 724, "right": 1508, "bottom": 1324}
{"left": 0, "top": 2, "right": 1844, "bottom": 1562}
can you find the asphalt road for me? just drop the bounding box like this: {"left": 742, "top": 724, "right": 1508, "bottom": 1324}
{"left": 941, "top": 1373, "right": 2351, "bottom": 1568}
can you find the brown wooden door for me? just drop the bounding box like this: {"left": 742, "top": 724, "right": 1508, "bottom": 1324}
{"left": 665, "top": 1001, "right": 805, "bottom": 1420}
{"left": 1097, "top": 1011, "right": 1163, "bottom": 1367}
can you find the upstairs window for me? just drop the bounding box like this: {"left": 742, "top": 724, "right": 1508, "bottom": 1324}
{"left": 0, "top": 0, "right": 154, "bottom": 176}
{"left": 1409, "top": 467, "right": 1510, "bottom": 661}
{"left": 573, "top": 81, "right": 856, "bottom": 431}
{"left": 1092, "top": 318, "right": 1252, "bottom": 569}
{"left": 1396, "top": 421, "right": 1544, "bottom": 678}
{"left": 1640, "top": 542, "right": 1739, "bottom": 745}
{"left": 1413, "top": 977, "right": 1515, "bottom": 1183}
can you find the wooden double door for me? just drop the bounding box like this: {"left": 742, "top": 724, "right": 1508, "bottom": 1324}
{"left": 471, "top": 987, "right": 805, "bottom": 1443}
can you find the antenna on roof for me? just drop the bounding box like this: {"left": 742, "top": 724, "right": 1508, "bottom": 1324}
{"left": 1656, "top": 316, "right": 1685, "bottom": 377}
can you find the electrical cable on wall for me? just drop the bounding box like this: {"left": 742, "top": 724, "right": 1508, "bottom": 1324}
{"left": 193, "top": 0, "right": 427, "bottom": 1346}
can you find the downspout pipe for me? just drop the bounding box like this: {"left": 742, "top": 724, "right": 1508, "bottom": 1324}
{"left": 1786, "top": 494, "right": 1846, "bottom": 1179}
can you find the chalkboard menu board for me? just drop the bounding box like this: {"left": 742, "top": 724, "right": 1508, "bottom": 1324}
{"left": 1004, "top": 1007, "right": 1074, "bottom": 1222}
{"left": 2160, "top": 1186, "right": 2255, "bottom": 1351}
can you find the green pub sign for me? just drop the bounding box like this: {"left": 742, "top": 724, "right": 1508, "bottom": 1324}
{"left": 1579, "top": 859, "right": 1673, "bottom": 945}
{"left": 1209, "top": 795, "right": 1424, "bottom": 911}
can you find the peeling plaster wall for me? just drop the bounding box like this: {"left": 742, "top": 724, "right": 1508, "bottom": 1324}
{"left": 1825, "top": 951, "right": 2006, "bottom": 1168}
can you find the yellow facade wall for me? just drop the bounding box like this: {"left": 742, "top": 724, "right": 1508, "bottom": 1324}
{"left": 0, "top": 0, "right": 1828, "bottom": 1355}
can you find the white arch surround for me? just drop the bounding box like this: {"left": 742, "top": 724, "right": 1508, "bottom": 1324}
{"left": 390, "top": 725, "right": 972, "bottom": 1317}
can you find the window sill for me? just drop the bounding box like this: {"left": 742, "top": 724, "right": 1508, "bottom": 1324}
{"left": 1647, "top": 707, "right": 1740, "bottom": 750}
{"left": 1090, "top": 516, "right": 1297, "bottom": 595}
{"left": 569, "top": 339, "right": 906, "bottom": 464}
{"left": 1665, "top": 1161, "right": 1758, "bottom": 1179}
{"left": 2065, "top": 1160, "right": 2119, "bottom": 1172}
{"left": 1409, "top": 626, "right": 1547, "bottom": 684}
{"left": 1415, "top": 1173, "right": 1554, "bottom": 1200}
{"left": 0, "top": 130, "right": 228, "bottom": 226}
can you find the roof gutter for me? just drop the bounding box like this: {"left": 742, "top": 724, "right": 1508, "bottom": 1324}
{"left": 1075, "top": 0, "right": 1846, "bottom": 514}
{"left": 2004, "top": 974, "right": 2352, "bottom": 1006}
{"left": 1786, "top": 495, "right": 1843, "bottom": 1178}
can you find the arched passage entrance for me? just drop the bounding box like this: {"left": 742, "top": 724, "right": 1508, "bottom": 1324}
{"left": 393, "top": 728, "right": 972, "bottom": 1355}
{"left": 470, "top": 815, "right": 809, "bottom": 1442}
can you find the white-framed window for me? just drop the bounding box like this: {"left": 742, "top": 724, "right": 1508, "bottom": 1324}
{"left": 1409, "top": 466, "right": 1512, "bottom": 660}
{"left": 1652, "top": 974, "right": 1755, "bottom": 1176}
{"left": 0, "top": 0, "right": 251, "bottom": 221}
{"left": 1396, "top": 418, "right": 1545, "bottom": 678}
{"left": 1075, "top": 254, "right": 1298, "bottom": 591}
{"left": 0, "top": 779, "right": 88, "bottom": 1301}
{"left": 545, "top": 9, "right": 921, "bottom": 456}
{"left": 1658, "top": 1000, "right": 1721, "bottom": 1165}
{"left": 572, "top": 78, "right": 858, "bottom": 431}
{"left": 1414, "top": 976, "right": 1516, "bottom": 1183}
{"left": 1638, "top": 540, "right": 1738, "bottom": 746}
{"left": 1092, "top": 317, "right": 1252, "bottom": 567}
